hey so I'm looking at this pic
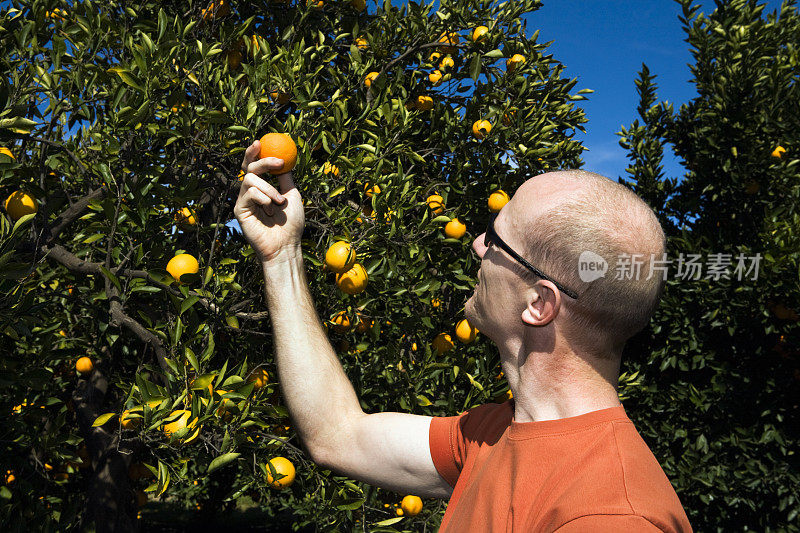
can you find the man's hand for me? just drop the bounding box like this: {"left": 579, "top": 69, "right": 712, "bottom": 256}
{"left": 234, "top": 140, "right": 305, "bottom": 263}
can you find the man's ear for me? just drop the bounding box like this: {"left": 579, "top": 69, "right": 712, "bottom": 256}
{"left": 521, "top": 280, "right": 560, "bottom": 326}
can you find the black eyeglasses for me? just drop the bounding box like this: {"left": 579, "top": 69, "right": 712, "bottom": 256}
{"left": 485, "top": 213, "right": 579, "bottom": 299}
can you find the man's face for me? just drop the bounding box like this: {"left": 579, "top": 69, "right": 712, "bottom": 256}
{"left": 465, "top": 174, "right": 582, "bottom": 339}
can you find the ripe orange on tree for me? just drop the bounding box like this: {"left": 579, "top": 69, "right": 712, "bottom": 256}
{"left": 426, "top": 194, "right": 444, "bottom": 214}
{"left": 401, "top": 495, "right": 423, "bottom": 516}
{"left": 355, "top": 37, "right": 368, "bottom": 50}
{"left": 438, "top": 56, "right": 455, "bottom": 71}
{"left": 364, "top": 71, "right": 379, "bottom": 88}
{"left": 201, "top": 0, "right": 230, "bottom": 21}
{"left": 269, "top": 91, "right": 291, "bottom": 105}
{"left": 444, "top": 218, "right": 467, "bottom": 239}
{"left": 428, "top": 69, "right": 443, "bottom": 86}
{"left": 472, "top": 25, "right": 489, "bottom": 42}
{"left": 259, "top": 133, "right": 297, "bottom": 175}
{"left": 166, "top": 253, "right": 199, "bottom": 284}
{"left": 308, "top": 0, "right": 324, "bottom": 8}
{"left": 322, "top": 161, "right": 340, "bottom": 177}
{"left": 771, "top": 145, "right": 786, "bottom": 158}
{"left": 120, "top": 409, "right": 141, "bottom": 430}
{"left": 455, "top": 318, "right": 478, "bottom": 344}
{"left": 174, "top": 207, "right": 197, "bottom": 228}
{"left": 162, "top": 409, "right": 199, "bottom": 443}
{"left": 506, "top": 53, "right": 525, "bottom": 72}
{"left": 364, "top": 183, "right": 381, "bottom": 197}
{"left": 428, "top": 51, "right": 441, "bottom": 63}
{"left": 265, "top": 456, "right": 296, "bottom": 489}
{"left": 437, "top": 32, "right": 460, "bottom": 54}
{"left": 472, "top": 119, "right": 492, "bottom": 140}
{"left": 432, "top": 333, "right": 454, "bottom": 355}
{"left": 414, "top": 95, "right": 434, "bottom": 111}
{"left": 76, "top": 357, "right": 94, "bottom": 376}
{"left": 0, "top": 146, "right": 14, "bottom": 159}
{"left": 248, "top": 368, "right": 270, "bottom": 389}
{"left": 488, "top": 190, "right": 510, "bottom": 213}
{"left": 324, "top": 241, "right": 356, "bottom": 273}
{"left": 332, "top": 311, "right": 352, "bottom": 333}
{"left": 4, "top": 190, "right": 38, "bottom": 221}
{"left": 336, "top": 263, "right": 368, "bottom": 295}
{"left": 502, "top": 108, "right": 517, "bottom": 125}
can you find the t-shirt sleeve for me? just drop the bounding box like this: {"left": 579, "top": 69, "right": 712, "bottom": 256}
{"left": 553, "top": 514, "right": 664, "bottom": 532}
{"left": 429, "top": 412, "right": 465, "bottom": 488}
{"left": 428, "top": 402, "right": 510, "bottom": 489}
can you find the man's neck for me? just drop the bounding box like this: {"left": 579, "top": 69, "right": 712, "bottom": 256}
{"left": 503, "top": 344, "right": 622, "bottom": 424}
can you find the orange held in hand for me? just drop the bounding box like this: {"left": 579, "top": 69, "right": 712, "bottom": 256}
{"left": 76, "top": 357, "right": 94, "bottom": 376}
{"left": 265, "top": 456, "right": 296, "bottom": 489}
{"left": 259, "top": 133, "right": 297, "bottom": 175}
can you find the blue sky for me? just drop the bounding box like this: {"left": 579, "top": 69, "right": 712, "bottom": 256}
{"left": 529, "top": 0, "right": 785, "bottom": 182}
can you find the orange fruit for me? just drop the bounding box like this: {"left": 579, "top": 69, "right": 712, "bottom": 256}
{"left": 437, "top": 32, "right": 460, "bottom": 54}
{"left": 431, "top": 297, "right": 441, "bottom": 308}
{"left": 771, "top": 145, "right": 786, "bottom": 159}
{"left": 248, "top": 368, "right": 270, "bottom": 389}
{"left": 472, "top": 119, "right": 492, "bottom": 140}
{"left": 428, "top": 51, "right": 441, "bottom": 63}
{"left": 308, "top": 0, "right": 324, "bottom": 8}
{"left": 332, "top": 311, "right": 352, "bottom": 333}
{"left": 355, "top": 37, "right": 368, "bottom": 50}
{"left": 259, "top": 133, "right": 297, "bottom": 174}
{"left": 472, "top": 26, "right": 489, "bottom": 42}
{"left": 455, "top": 319, "right": 478, "bottom": 344}
{"left": 364, "top": 183, "right": 381, "bottom": 197}
{"left": 166, "top": 253, "right": 199, "bottom": 284}
{"left": 428, "top": 70, "right": 443, "bottom": 86}
{"left": 270, "top": 91, "right": 290, "bottom": 105}
{"left": 432, "top": 333, "right": 454, "bottom": 355}
{"left": 227, "top": 49, "right": 242, "bottom": 69}
{"left": 76, "top": 357, "right": 94, "bottom": 376}
{"left": 4, "top": 191, "right": 38, "bottom": 221}
{"left": 174, "top": 207, "right": 197, "bottom": 228}
{"left": 322, "top": 161, "right": 340, "bottom": 177}
{"left": 506, "top": 53, "right": 525, "bottom": 72}
{"left": 201, "top": 0, "right": 230, "bottom": 21}
{"left": 502, "top": 108, "right": 517, "bottom": 125}
{"left": 414, "top": 95, "right": 434, "bottom": 111}
{"left": 325, "top": 241, "right": 356, "bottom": 273}
{"left": 355, "top": 314, "right": 374, "bottom": 333}
{"left": 336, "top": 263, "right": 368, "bottom": 295}
{"left": 396, "top": 508, "right": 404, "bottom": 516}
{"left": 350, "top": 0, "right": 366, "bottom": 11}
{"left": 0, "top": 146, "right": 14, "bottom": 160}
{"left": 426, "top": 194, "right": 444, "bottom": 215}
{"left": 162, "top": 409, "right": 199, "bottom": 443}
{"left": 401, "top": 495, "right": 423, "bottom": 516}
{"left": 444, "top": 218, "right": 466, "bottom": 239}
{"left": 265, "top": 457, "right": 296, "bottom": 488}
{"left": 488, "top": 190, "right": 510, "bottom": 213}
{"left": 438, "top": 56, "right": 454, "bottom": 71}
{"left": 120, "top": 409, "right": 142, "bottom": 430}
{"left": 364, "top": 71, "right": 379, "bottom": 88}
{"left": 59, "top": 330, "right": 67, "bottom": 337}
{"left": 744, "top": 181, "right": 760, "bottom": 195}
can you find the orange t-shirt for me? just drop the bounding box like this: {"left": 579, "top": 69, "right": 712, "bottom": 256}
{"left": 429, "top": 400, "right": 692, "bottom": 532}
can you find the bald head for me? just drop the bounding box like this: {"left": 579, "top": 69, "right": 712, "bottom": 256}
{"left": 506, "top": 170, "right": 667, "bottom": 358}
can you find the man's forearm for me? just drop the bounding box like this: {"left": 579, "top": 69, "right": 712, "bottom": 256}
{"left": 260, "top": 245, "right": 363, "bottom": 459}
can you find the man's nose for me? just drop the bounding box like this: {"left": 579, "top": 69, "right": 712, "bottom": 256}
{"left": 472, "top": 233, "right": 488, "bottom": 259}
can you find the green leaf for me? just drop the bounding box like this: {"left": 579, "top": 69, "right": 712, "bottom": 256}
{"left": 0, "top": 116, "right": 38, "bottom": 134}
{"left": 469, "top": 54, "right": 481, "bottom": 81}
{"left": 374, "top": 517, "right": 404, "bottom": 526}
{"left": 180, "top": 295, "right": 200, "bottom": 315}
{"left": 207, "top": 452, "right": 240, "bottom": 474}
{"left": 108, "top": 67, "right": 145, "bottom": 92}
{"left": 92, "top": 413, "right": 117, "bottom": 427}
{"left": 483, "top": 49, "right": 504, "bottom": 58}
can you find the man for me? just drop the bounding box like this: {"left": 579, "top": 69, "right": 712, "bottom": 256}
{"left": 234, "top": 140, "right": 693, "bottom": 532}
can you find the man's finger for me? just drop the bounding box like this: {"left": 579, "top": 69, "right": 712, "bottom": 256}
{"left": 240, "top": 173, "right": 286, "bottom": 205}
{"left": 241, "top": 141, "right": 261, "bottom": 172}
{"left": 247, "top": 157, "right": 287, "bottom": 176}
{"left": 276, "top": 170, "right": 296, "bottom": 195}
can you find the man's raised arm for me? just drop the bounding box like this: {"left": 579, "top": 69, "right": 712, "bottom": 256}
{"left": 233, "top": 140, "right": 453, "bottom": 499}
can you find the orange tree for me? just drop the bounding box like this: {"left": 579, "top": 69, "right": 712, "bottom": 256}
{"left": 0, "top": 0, "right": 590, "bottom": 530}
{"left": 618, "top": 0, "right": 800, "bottom": 529}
